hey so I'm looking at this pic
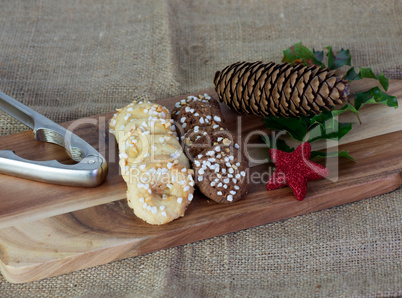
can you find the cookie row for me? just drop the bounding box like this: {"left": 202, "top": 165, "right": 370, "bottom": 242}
{"left": 172, "top": 94, "right": 250, "bottom": 204}
{"left": 109, "top": 101, "right": 195, "bottom": 225}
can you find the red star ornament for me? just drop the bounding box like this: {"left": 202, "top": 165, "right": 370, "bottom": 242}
{"left": 266, "top": 142, "right": 329, "bottom": 201}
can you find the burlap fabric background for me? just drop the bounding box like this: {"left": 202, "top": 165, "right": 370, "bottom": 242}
{"left": 0, "top": 0, "right": 401, "bottom": 296}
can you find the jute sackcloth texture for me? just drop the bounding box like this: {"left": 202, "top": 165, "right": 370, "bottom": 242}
{"left": 0, "top": 0, "right": 401, "bottom": 296}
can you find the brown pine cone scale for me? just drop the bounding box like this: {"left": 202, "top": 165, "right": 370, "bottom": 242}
{"left": 214, "top": 61, "right": 349, "bottom": 118}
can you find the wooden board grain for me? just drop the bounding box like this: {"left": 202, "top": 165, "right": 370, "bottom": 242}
{"left": 1, "top": 80, "right": 401, "bottom": 229}
{"left": 0, "top": 80, "right": 401, "bottom": 283}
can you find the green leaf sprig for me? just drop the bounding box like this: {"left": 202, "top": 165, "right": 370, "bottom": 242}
{"left": 263, "top": 42, "right": 398, "bottom": 160}
{"left": 262, "top": 111, "right": 355, "bottom": 161}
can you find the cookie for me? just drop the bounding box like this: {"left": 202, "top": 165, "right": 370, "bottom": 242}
{"left": 183, "top": 126, "right": 240, "bottom": 161}
{"left": 118, "top": 132, "right": 190, "bottom": 181}
{"left": 193, "top": 144, "right": 249, "bottom": 203}
{"left": 174, "top": 101, "right": 225, "bottom": 137}
{"left": 172, "top": 94, "right": 220, "bottom": 118}
{"left": 127, "top": 161, "right": 194, "bottom": 225}
{"left": 110, "top": 101, "right": 171, "bottom": 137}
{"left": 171, "top": 92, "right": 251, "bottom": 204}
{"left": 109, "top": 101, "right": 195, "bottom": 225}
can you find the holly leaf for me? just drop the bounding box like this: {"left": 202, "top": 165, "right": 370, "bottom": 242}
{"left": 326, "top": 46, "right": 335, "bottom": 69}
{"left": 310, "top": 104, "right": 358, "bottom": 128}
{"left": 378, "top": 73, "right": 389, "bottom": 91}
{"left": 310, "top": 111, "right": 336, "bottom": 128}
{"left": 308, "top": 121, "right": 353, "bottom": 143}
{"left": 294, "top": 42, "right": 316, "bottom": 61}
{"left": 263, "top": 116, "right": 309, "bottom": 142}
{"left": 347, "top": 67, "right": 389, "bottom": 91}
{"left": 310, "top": 150, "right": 355, "bottom": 161}
{"left": 326, "top": 46, "right": 351, "bottom": 70}
{"left": 261, "top": 134, "right": 270, "bottom": 146}
{"left": 282, "top": 47, "right": 299, "bottom": 64}
{"left": 263, "top": 133, "right": 355, "bottom": 161}
{"left": 263, "top": 105, "right": 357, "bottom": 144}
{"left": 354, "top": 87, "right": 398, "bottom": 110}
{"left": 331, "top": 103, "right": 359, "bottom": 116}
{"left": 282, "top": 42, "right": 325, "bottom": 67}
{"left": 359, "top": 68, "right": 389, "bottom": 91}
{"left": 261, "top": 135, "right": 295, "bottom": 153}
{"left": 262, "top": 129, "right": 355, "bottom": 161}
{"left": 275, "top": 138, "right": 295, "bottom": 152}
{"left": 313, "top": 49, "right": 324, "bottom": 62}
{"left": 344, "top": 67, "right": 359, "bottom": 81}
{"left": 358, "top": 67, "right": 377, "bottom": 79}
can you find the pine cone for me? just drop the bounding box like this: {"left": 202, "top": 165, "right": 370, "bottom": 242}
{"left": 214, "top": 61, "right": 349, "bottom": 118}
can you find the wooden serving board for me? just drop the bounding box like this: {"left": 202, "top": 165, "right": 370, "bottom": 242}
{"left": 0, "top": 80, "right": 401, "bottom": 283}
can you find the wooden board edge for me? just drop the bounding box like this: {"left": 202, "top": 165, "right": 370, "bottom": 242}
{"left": 1, "top": 170, "right": 401, "bottom": 284}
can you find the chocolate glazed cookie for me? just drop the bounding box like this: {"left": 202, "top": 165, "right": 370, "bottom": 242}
{"left": 172, "top": 93, "right": 250, "bottom": 203}
{"left": 183, "top": 127, "right": 241, "bottom": 161}
{"left": 173, "top": 100, "right": 225, "bottom": 138}
{"left": 172, "top": 94, "right": 220, "bottom": 118}
{"left": 193, "top": 144, "right": 249, "bottom": 203}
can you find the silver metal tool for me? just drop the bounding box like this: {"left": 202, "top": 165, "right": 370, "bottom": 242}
{"left": 0, "top": 90, "right": 108, "bottom": 187}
